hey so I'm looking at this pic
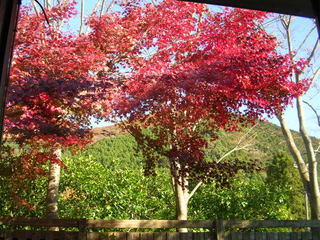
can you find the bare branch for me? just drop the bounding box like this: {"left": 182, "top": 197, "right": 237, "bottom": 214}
{"left": 306, "top": 39, "right": 319, "bottom": 63}
{"left": 315, "top": 144, "right": 320, "bottom": 154}
{"left": 31, "top": 0, "right": 40, "bottom": 16}
{"left": 311, "top": 66, "right": 320, "bottom": 86}
{"left": 294, "top": 25, "right": 317, "bottom": 57}
{"left": 79, "top": 0, "right": 84, "bottom": 35}
{"left": 34, "top": 0, "right": 50, "bottom": 26}
{"left": 303, "top": 100, "right": 320, "bottom": 127}
{"left": 216, "top": 143, "right": 253, "bottom": 163}
{"left": 216, "top": 124, "right": 257, "bottom": 163}
{"left": 84, "top": 0, "right": 102, "bottom": 34}
{"left": 187, "top": 181, "right": 202, "bottom": 201}
{"left": 100, "top": 0, "right": 107, "bottom": 17}
{"left": 105, "top": 0, "right": 116, "bottom": 13}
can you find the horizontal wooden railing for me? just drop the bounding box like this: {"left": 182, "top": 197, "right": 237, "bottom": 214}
{"left": 0, "top": 217, "right": 214, "bottom": 229}
{"left": 1, "top": 217, "right": 320, "bottom": 240}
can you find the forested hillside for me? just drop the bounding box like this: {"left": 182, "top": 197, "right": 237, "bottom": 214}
{"left": 0, "top": 121, "right": 309, "bottom": 220}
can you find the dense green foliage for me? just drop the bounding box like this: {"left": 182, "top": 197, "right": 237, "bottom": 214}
{"left": 0, "top": 122, "right": 307, "bottom": 220}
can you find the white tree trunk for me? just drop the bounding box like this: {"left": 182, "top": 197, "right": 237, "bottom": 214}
{"left": 277, "top": 110, "right": 320, "bottom": 220}
{"left": 46, "top": 148, "right": 61, "bottom": 231}
{"left": 173, "top": 176, "right": 189, "bottom": 232}
{"left": 170, "top": 158, "right": 190, "bottom": 232}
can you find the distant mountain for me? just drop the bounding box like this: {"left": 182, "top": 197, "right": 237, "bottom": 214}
{"left": 91, "top": 124, "right": 125, "bottom": 142}
{"left": 90, "top": 121, "right": 316, "bottom": 164}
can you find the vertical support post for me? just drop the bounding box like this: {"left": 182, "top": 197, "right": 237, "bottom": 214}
{"left": 215, "top": 220, "right": 224, "bottom": 240}
{"left": 78, "top": 218, "right": 87, "bottom": 240}
{"left": 0, "top": 0, "right": 20, "bottom": 144}
{"left": 310, "top": 0, "right": 320, "bottom": 38}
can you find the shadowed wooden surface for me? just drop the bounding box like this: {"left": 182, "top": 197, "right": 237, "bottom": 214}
{"left": 1, "top": 218, "right": 320, "bottom": 240}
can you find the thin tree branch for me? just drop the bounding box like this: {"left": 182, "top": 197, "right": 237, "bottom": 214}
{"left": 309, "top": 66, "right": 320, "bottom": 88}
{"left": 31, "top": 0, "right": 40, "bottom": 16}
{"left": 79, "top": 0, "right": 84, "bottom": 35}
{"left": 216, "top": 124, "right": 257, "bottom": 163}
{"left": 34, "top": 0, "right": 50, "bottom": 26}
{"left": 105, "top": 0, "right": 116, "bottom": 13}
{"left": 216, "top": 143, "right": 253, "bottom": 163}
{"left": 303, "top": 100, "right": 320, "bottom": 127}
{"left": 306, "top": 39, "right": 319, "bottom": 64}
{"left": 187, "top": 181, "right": 202, "bottom": 202}
{"left": 294, "top": 25, "right": 317, "bottom": 57}
{"left": 100, "top": 0, "right": 107, "bottom": 17}
{"left": 84, "top": 0, "right": 102, "bottom": 34}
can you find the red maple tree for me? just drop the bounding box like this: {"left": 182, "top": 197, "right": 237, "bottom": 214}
{"left": 3, "top": 1, "right": 112, "bottom": 212}
{"left": 101, "top": 0, "right": 307, "bottom": 224}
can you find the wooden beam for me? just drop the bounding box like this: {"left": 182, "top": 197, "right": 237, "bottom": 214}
{"left": 224, "top": 220, "right": 320, "bottom": 228}
{"left": 0, "top": 0, "right": 20, "bottom": 144}
{"left": 0, "top": 217, "right": 214, "bottom": 229}
{"left": 181, "top": 0, "right": 315, "bottom": 18}
{"left": 85, "top": 220, "right": 214, "bottom": 229}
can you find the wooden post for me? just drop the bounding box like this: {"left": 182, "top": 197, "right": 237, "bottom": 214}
{"left": 78, "top": 218, "right": 87, "bottom": 240}
{"left": 0, "top": 0, "right": 20, "bottom": 144}
{"left": 215, "top": 220, "right": 224, "bottom": 240}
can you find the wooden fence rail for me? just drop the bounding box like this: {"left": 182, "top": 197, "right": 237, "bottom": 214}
{"left": 1, "top": 217, "right": 320, "bottom": 240}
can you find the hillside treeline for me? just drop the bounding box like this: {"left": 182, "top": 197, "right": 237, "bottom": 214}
{"left": 0, "top": 121, "right": 307, "bottom": 220}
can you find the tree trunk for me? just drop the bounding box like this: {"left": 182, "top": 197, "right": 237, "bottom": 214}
{"left": 173, "top": 176, "right": 189, "bottom": 232}
{"left": 277, "top": 110, "right": 320, "bottom": 222}
{"left": 170, "top": 157, "right": 190, "bottom": 232}
{"left": 46, "top": 148, "right": 61, "bottom": 231}
{"left": 297, "top": 96, "right": 320, "bottom": 220}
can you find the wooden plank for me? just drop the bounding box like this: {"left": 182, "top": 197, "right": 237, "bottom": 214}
{"left": 194, "top": 232, "right": 208, "bottom": 240}
{"left": 0, "top": 230, "right": 78, "bottom": 240}
{"left": 277, "top": 232, "right": 285, "bottom": 240}
{"left": 2, "top": 217, "right": 320, "bottom": 231}
{"left": 255, "top": 232, "right": 267, "bottom": 240}
{"left": 87, "top": 232, "right": 107, "bottom": 240}
{"left": 237, "top": 232, "right": 243, "bottom": 240}
{"left": 224, "top": 221, "right": 320, "bottom": 229}
{"left": 86, "top": 220, "right": 214, "bottom": 229}
{"left": 300, "top": 232, "right": 312, "bottom": 240}
{"left": 312, "top": 231, "right": 320, "bottom": 240}
{"left": 167, "top": 232, "right": 180, "bottom": 240}
{"left": 216, "top": 220, "right": 224, "bottom": 240}
{"left": 0, "top": 217, "right": 80, "bottom": 228}
{"left": 140, "top": 233, "right": 154, "bottom": 240}
{"left": 249, "top": 232, "right": 255, "bottom": 240}
{"left": 223, "top": 232, "right": 231, "bottom": 240}
{"left": 154, "top": 232, "right": 167, "bottom": 240}
{"left": 289, "top": 232, "right": 297, "bottom": 240}
{"left": 179, "top": 232, "right": 193, "bottom": 240}
{"left": 104, "top": 232, "right": 128, "bottom": 240}
{"left": 182, "top": 0, "right": 314, "bottom": 18}
{"left": 266, "top": 232, "right": 276, "bottom": 240}
{"left": 231, "top": 232, "right": 238, "bottom": 240}
{"left": 193, "top": 232, "right": 202, "bottom": 240}
{"left": 241, "top": 232, "right": 251, "bottom": 240}
{"left": 127, "top": 232, "right": 141, "bottom": 240}
{"left": 203, "top": 232, "right": 214, "bottom": 240}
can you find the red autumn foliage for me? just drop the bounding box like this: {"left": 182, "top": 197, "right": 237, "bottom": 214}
{"left": 2, "top": 0, "right": 307, "bottom": 196}
{"left": 2, "top": 1, "right": 113, "bottom": 206}
{"left": 101, "top": 0, "right": 306, "bottom": 184}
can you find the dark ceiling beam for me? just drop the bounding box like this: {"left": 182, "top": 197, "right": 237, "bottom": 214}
{"left": 182, "top": 0, "right": 315, "bottom": 18}
{"left": 0, "top": 0, "right": 20, "bottom": 144}
{"left": 182, "top": 0, "right": 320, "bottom": 40}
